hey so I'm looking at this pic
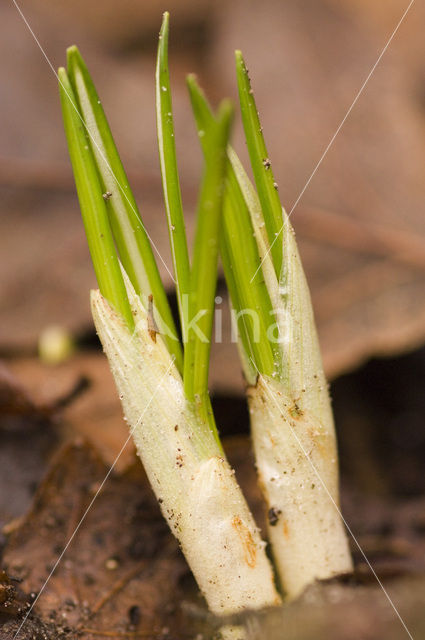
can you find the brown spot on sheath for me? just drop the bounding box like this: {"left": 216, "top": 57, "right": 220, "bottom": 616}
{"left": 289, "top": 402, "right": 303, "bottom": 418}
{"left": 147, "top": 294, "right": 159, "bottom": 342}
{"left": 282, "top": 520, "right": 289, "bottom": 538}
{"left": 232, "top": 517, "right": 257, "bottom": 568}
{"left": 268, "top": 507, "right": 281, "bottom": 526}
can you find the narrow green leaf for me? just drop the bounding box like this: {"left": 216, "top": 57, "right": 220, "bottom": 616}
{"left": 186, "top": 75, "right": 278, "bottom": 379}
{"left": 222, "top": 171, "right": 277, "bottom": 376}
{"left": 219, "top": 227, "right": 257, "bottom": 384}
{"left": 66, "top": 46, "right": 182, "bottom": 371}
{"left": 58, "top": 67, "right": 134, "bottom": 330}
{"left": 183, "top": 100, "right": 234, "bottom": 402}
{"left": 156, "top": 12, "right": 191, "bottom": 340}
{"left": 235, "top": 50, "right": 283, "bottom": 278}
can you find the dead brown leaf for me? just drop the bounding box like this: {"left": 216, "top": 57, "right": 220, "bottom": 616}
{"left": 6, "top": 354, "right": 134, "bottom": 470}
{"left": 0, "top": 364, "right": 59, "bottom": 530}
{"left": 2, "top": 435, "right": 425, "bottom": 639}
{"left": 2, "top": 441, "right": 207, "bottom": 639}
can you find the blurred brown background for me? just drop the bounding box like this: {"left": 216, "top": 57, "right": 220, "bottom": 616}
{"left": 2, "top": 0, "right": 425, "bottom": 373}
{"left": 1, "top": 0, "right": 424, "bottom": 455}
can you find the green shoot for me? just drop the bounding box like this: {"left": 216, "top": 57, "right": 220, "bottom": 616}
{"left": 226, "top": 52, "right": 352, "bottom": 598}
{"left": 58, "top": 67, "right": 134, "bottom": 330}
{"left": 186, "top": 75, "right": 280, "bottom": 381}
{"left": 60, "top": 9, "right": 352, "bottom": 616}
{"left": 155, "top": 15, "right": 232, "bottom": 447}
{"left": 66, "top": 46, "right": 182, "bottom": 371}
{"left": 156, "top": 12, "right": 191, "bottom": 339}
{"left": 61, "top": 16, "right": 282, "bottom": 626}
{"left": 235, "top": 51, "right": 283, "bottom": 278}
{"left": 61, "top": 13, "right": 233, "bottom": 449}
{"left": 183, "top": 100, "right": 234, "bottom": 404}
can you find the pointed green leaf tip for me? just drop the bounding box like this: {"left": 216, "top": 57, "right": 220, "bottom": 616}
{"left": 156, "top": 11, "right": 191, "bottom": 343}
{"left": 58, "top": 65, "right": 134, "bottom": 330}
{"left": 65, "top": 44, "right": 182, "bottom": 370}
{"left": 235, "top": 50, "right": 283, "bottom": 279}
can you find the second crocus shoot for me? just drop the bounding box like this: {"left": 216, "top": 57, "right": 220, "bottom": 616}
{"left": 187, "top": 53, "right": 353, "bottom": 599}
{"left": 59, "top": 12, "right": 280, "bottom": 637}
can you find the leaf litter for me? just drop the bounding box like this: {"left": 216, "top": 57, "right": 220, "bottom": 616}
{"left": 2, "top": 441, "right": 209, "bottom": 639}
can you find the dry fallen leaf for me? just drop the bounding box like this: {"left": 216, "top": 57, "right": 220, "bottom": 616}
{"left": 2, "top": 441, "right": 207, "bottom": 639}
{"left": 6, "top": 354, "right": 134, "bottom": 470}
{"left": 0, "top": 364, "right": 59, "bottom": 530}
{"left": 2, "top": 435, "right": 425, "bottom": 639}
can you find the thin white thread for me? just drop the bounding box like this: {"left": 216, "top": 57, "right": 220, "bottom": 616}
{"left": 251, "top": 0, "right": 415, "bottom": 283}
{"left": 12, "top": 359, "right": 175, "bottom": 640}
{"left": 10, "top": 0, "right": 176, "bottom": 285}
{"left": 252, "top": 362, "right": 414, "bottom": 640}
